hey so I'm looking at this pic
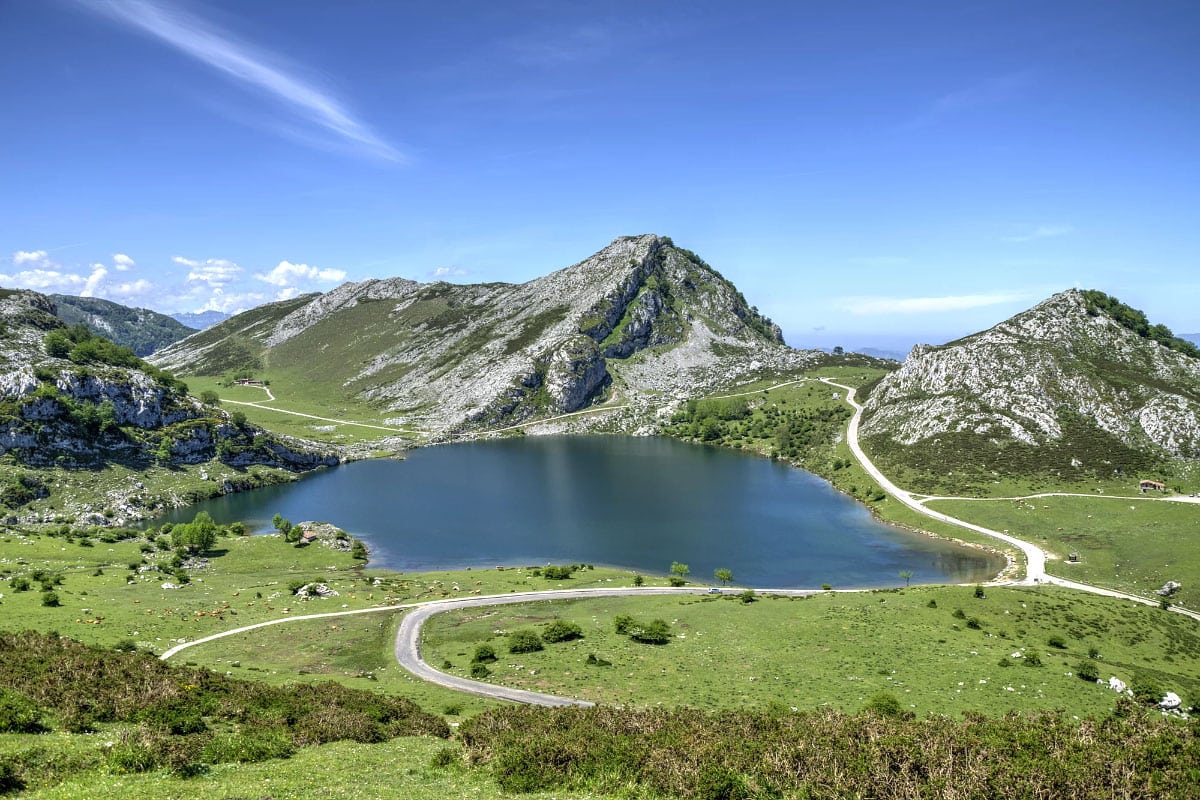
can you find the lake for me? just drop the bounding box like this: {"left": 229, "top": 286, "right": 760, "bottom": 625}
{"left": 155, "top": 436, "right": 1003, "bottom": 588}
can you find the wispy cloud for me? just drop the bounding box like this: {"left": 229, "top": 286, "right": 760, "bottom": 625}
{"left": 83, "top": 0, "right": 402, "bottom": 162}
{"left": 506, "top": 25, "right": 615, "bottom": 66}
{"left": 839, "top": 292, "right": 1029, "bottom": 315}
{"left": 904, "top": 71, "right": 1032, "bottom": 131}
{"left": 430, "top": 265, "right": 469, "bottom": 279}
{"left": 1003, "top": 224, "right": 1075, "bottom": 243}
{"left": 173, "top": 255, "right": 241, "bottom": 285}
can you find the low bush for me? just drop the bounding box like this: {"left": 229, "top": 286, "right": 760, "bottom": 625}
{"left": 1076, "top": 660, "right": 1100, "bottom": 682}
{"left": 541, "top": 565, "right": 574, "bottom": 580}
{"left": 508, "top": 629, "right": 544, "bottom": 654}
{"left": 472, "top": 643, "right": 497, "bottom": 663}
{"left": 542, "top": 620, "right": 583, "bottom": 643}
{"left": 1048, "top": 635, "right": 1067, "bottom": 649}
{"left": 0, "top": 689, "right": 45, "bottom": 733}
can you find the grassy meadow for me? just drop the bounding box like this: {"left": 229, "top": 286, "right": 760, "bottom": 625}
{"left": 419, "top": 585, "right": 1200, "bottom": 717}
{"left": 928, "top": 495, "right": 1200, "bottom": 607}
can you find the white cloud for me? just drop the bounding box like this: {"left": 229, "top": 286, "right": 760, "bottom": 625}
{"left": 174, "top": 256, "right": 242, "bottom": 285}
{"left": 84, "top": 0, "right": 402, "bottom": 162}
{"left": 108, "top": 279, "right": 153, "bottom": 297}
{"left": 0, "top": 269, "right": 84, "bottom": 291}
{"left": 839, "top": 292, "right": 1028, "bottom": 315}
{"left": 275, "top": 286, "right": 302, "bottom": 301}
{"left": 431, "top": 265, "right": 468, "bottom": 278}
{"left": 195, "top": 289, "right": 268, "bottom": 314}
{"left": 13, "top": 250, "right": 50, "bottom": 266}
{"left": 81, "top": 264, "right": 108, "bottom": 298}
{"left": 112, "top": 253, "right": 136, "bottom": 270}
{"left": 254, "top": 260, "right": 346, "bottom": 287}
{"left": 1003, "top": 224, "right": 1075, "bottom": 243}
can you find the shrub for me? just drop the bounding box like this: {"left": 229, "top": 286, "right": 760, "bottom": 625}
{"left": 202, "top": 730, "right": 294, "bottom": 764}
{"left": 1132, "top": 675, "right": 1162, "bottom": 705}
{"left": 1024, "top": 650, "right": 1043, "bottom": 667}
{"left": 472, "top": 643, "right": 497, "bottom": 663}
{"left": 667, "top": 576, "right": 686, "bottom": 587}
{"left": 508, "top": 629, "right": 544, "bottom": 654}
{"left": 629, "top": 619, "right": 672, "bottom": 645}
{"left": 1048, "top": 635, "right": 1067, "bottom": 649}
{"left": 430, "top": 746, "right": 458, "bottom": 768}
{"left": 863, "top": 691, "right": 904, "bottom": 718}
{"left": 585, "top": 654, "right": 612, "bottom": 667}
{"left": 8, "top": 576, "right": 29, "bottom": 592}
{"left": 632, "top": 574, "right": 644, "bottom": 586}
{"left": 613, "top": 614, "right": 636, "bottom": 635}
{"left": 541, "top": 565, "right": 574, "bottom": 580}
{"left": 974, "top": 585, "right": 986, "bottom": 599}
{"left": 738, "top": 589, "right": 757, "bottom": 604}
{"left": 541, "top": 620, "right": 583, "bottom": 643}
{"left": 40, "top": 590, "right": 60, "bottom": 607}
{"left": 0, "top": 689, "right": 45, "bottom": 733}
{"left": 1076, "top": 660, "right": 1100, "bottom": 682}
{"left": 926, "top": 599, "right": 937, "bottom": 608}
{"left": 952, "top": 608, "right": 967, "bottom": 620}
{"left": 470, "top": 663, "right": 492, "bottom": 679}
{"left": 0, "top": 758, "right": 22, "bottom": 795}
{"left": 965, "top": 618, "right": 982, "bottom": 630}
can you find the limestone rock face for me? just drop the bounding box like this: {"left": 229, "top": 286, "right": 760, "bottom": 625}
{"left": 861, "top": 289, "right": 1200, "bottom": 459}
{"left": 154, "top": 235, "right": 814, "bottom": 434}
{"left": 0, "top": 288, "right": 336, "bottom": 472}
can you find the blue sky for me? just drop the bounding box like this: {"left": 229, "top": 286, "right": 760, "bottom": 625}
{"left": 1, "top": 1, "right": 1196, "bottom": 350}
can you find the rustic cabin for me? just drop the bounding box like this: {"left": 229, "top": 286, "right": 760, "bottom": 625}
{"left": 1139, "top": 479, "right": 1165, "bottom": 492}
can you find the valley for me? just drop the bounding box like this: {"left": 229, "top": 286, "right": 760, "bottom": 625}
{"left": 2, "top": 241, "right": 1199, "bottom": 798}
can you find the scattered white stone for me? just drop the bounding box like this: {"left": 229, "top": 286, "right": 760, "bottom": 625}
{"left": 1160, "top": 692, "right": 1182, "bottom": 710}
{"left": 161, "top": 582, "right": 180, "bottom": 590}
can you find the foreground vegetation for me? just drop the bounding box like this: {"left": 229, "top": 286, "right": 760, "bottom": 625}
{"left": 459, "top": 702, "right": 1200, "bottom": 799}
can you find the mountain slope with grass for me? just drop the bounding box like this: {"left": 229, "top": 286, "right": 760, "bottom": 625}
{"left": 152, "top": 235, "right": 819, "bottom": 434}
{"left": 859, "top": 289, "right": 1200, "bottom": 493}
{"left": 0, "top": 288, "right": 337, "bottom": 523}
{"left": 50, "top": 294, "right": 195, "bottom": 356}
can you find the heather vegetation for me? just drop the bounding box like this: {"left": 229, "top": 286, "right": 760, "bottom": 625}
{"left": 457, "top": 702, "right": 1200, "bottom": 799}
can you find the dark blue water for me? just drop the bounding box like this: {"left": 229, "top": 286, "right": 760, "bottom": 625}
{"left": 154, "top": 436, "right": 1002, "bottom": 588}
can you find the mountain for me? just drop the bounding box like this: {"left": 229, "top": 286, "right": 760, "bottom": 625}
{"left": 859, "top": 289, "right": 1200, "bottom": 492}
{"left": 1182, "top": 333, "right": 1200, "bottom": 347}
{"left": 50, "top": 294, "right": 195, "bottom": 356}
{"left": 171, "top": 310, "right": 232, "bottom": 330}
{"left": 152, "top": 235, "right": 820, "bottom": 434}
{"left": 0, "top": 288, "right": 337, "bottom": 523}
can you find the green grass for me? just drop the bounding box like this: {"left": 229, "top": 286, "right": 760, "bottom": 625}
{"left": 928, "top": 496, "right": 1200, "bottom": 607}
{"left": 184, "top": 375, "right": 411, "bottom": 447}
{"left": 420, "top": 585, "right": 1200, "bottom": 717}
{"left": 9, "top": 736, "right": 581, "bottom": 800}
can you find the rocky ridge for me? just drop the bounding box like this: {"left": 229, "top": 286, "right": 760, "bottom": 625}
{"left": 153, "top": 235, "right": 817, "bottom": 434}
{"left": 861, "top": 289, "right": 1200, "bottom": 461}
{"left": 0, "top": 289, "right": 337, "bottom": 521}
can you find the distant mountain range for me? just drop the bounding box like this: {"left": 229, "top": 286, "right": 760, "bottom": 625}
{"left": 50, "top": 294, "right": 195, "bottom": 357}
{"left": 170, "top": 310, "right": 232, "bottom": 330}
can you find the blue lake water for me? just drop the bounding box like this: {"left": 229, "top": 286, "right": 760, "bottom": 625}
{"left": 155, "top": 436, "right": 1003, "bottom": 588}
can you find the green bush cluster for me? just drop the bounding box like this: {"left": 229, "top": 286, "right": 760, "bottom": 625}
{"left": 613, "top": 615, "right": 672, "bottom": 645}
{"left": 1082, "top": 290, "right": 1200, "bottom": 359}
{"left": 541, "top": 620, "right": 584, "bottom": 643}
{"left": 460, "top": 701, "right": 1200, "bottom": 798}
{"left": 0, "top": 630, "right": 448, "bottom": 783}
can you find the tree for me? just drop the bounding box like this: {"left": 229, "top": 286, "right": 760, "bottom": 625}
{"left": 632, "top": 574, "right": 644, "bottom": 587}
{"left": 899, "top": 570, "right": 913, "bottom": 588}
{"left": 669, "top": 562, "right": 690, "bottom": 587}
{"left": 832, "top": 346, "right": 844, "bottom": 355}
{"left": 714, "top": 567, "right": 733, "bottom": 586}
{"left": 172, "top": 511, "right": 218, "bottom": 554}
{"left": 199, "top": 389, "right": 220, "bottom": 405}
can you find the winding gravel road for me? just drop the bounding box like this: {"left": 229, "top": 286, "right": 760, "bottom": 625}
{"left": 160, "top": 377, "right": 1196, "bottom": 709}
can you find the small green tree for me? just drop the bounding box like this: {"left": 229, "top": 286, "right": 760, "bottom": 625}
{"left": 632, "top": 574, "right": 644, "bottom": 587}
{"left": 669, "top": 562, "right": 690, "bottom": 587}
{"left": 899, "top": 570, "right": 913, "bottom": 588}
{"left": 472, "top": 643, "right": 497, "bottom": 664}
{"left": 714, "top": 567, "right": 733, "bottom": 586}
{"left": 172, "top": 512, "right": 218, "bottom": 554}
{"left": 199, "top": 389, "right": 220, "bottom": 405}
